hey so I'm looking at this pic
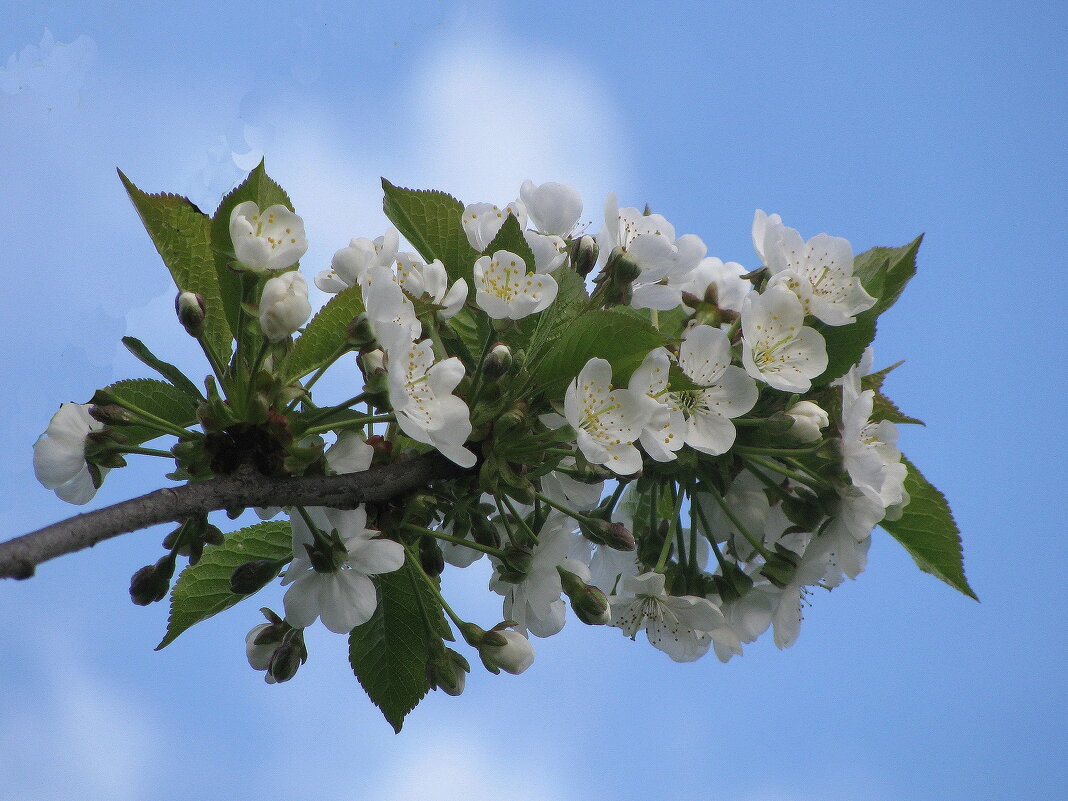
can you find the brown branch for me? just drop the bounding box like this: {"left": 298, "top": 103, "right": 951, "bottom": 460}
{"left": 1, "top": 452, "right": 469, "bottom": 580}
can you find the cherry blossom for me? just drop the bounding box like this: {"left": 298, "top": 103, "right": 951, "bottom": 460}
{"left": 33, "top": 402, "right": 107, "bottom": 505}
{"left": 740, "top": 286, "right": 828, "bottom": 392}
{"left": 229, "top": 201, "right": 307, "bottom": 272}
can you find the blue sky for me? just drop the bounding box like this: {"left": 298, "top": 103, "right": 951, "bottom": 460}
{"left": 1, "top": 2, "right": 1065, "bottom": 799}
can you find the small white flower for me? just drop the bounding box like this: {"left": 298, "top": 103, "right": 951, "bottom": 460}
{"left": 522, "top": 230, "right": 569, "bottom": 273}
{"left": 519, "top": 180, "right": 582, "bottom": 236}
{"left": 609, "top": 572, "right": 738, "bottom": 662}
{"left": 784, "top": 400, "right": 830, "bottom": 442}
{"left": 395, "top": 253, "right": 468, "bottom": 318}
{"left": 315, "top": 229, "right": 400, "bottom": 293}
{"left": 564, "top": 358, "right": 647, "bottom": 475}
{"left": 388, "top": 339, "right": 476, "bottom": 468}
{"left": 362, "top": 264, "right": 422, "bottom": 355}
{"left": 462, "top": 201, "right": 527, "bottom": 252}
{"left": 258, "top": 271, "right": 312, "bottom": 342}
{"left": 33, "top": 402, "right": 107, "bottom": 505}
{"left": 473, "top": 250, "right": 558, "bottom": 320}
{"left": 673, "top": 256, "right": 752, "bottom": 313}
{"left": 229, "top": 201, "right": 308, "bottom": 272}
{"left": 839, "top": 364, "right": 907, "bottom": 509}
{"left": 282, "top": 506, "right": 405, "bottom": 634}
{"left": 740, "top": 286, "right": 828, "bottom": 392}
{"left": 753, "top": 210, "right": 875, "bottom": 326}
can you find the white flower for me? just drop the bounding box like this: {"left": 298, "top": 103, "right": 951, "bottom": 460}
{"left": 673, "top": 256, "right": 752, "bottom": 313}
{"left": 839, "top": 365, "right": 908, "bottom": 510}
{"left": 480, "top": 627, "right": 535, "bottom": 675}
{"left": 523, "top": 230, "right": 569, "bottom": 273}
{"left": 564, "top": 358, "right": 647, "bottom": 475}
{"left": 229, "top": 201, "right": 307, "bottom": 272}
{"left": 473, "top": 250, "right": 558, "bottom": 320}
{"left": 315, "top": 229, "right": 400, "bottom": 293}
{"left": 395, "top": 253, "right": 468, "bottom": 317}
{"left": 740, "top": 286, "right": 828, "bottom": 392}
{"left": 462, "top": 201, "right": 527, "bottom": 251}
{"left": 820, "top": 485, "right": 883, "bottom": 587}
{"left": 609, "top": 572, "right": 738, "bottom": 662}
{"left": 258, "top": 271, "right": 312, "bottom": 342}
{"left": 784, "top": 400, "right": 829, "bottom": 442}
{"left": 765, "top": 532, "right": 834, "bottom": 650}
{"left": 388, "top": 339, "right": 476, "bottom": 468}
{"left": 753, "top": 210, "right": 875, "bottom": 326}
{"left": 362, "top": 264, "right": 422, "bottom": 355}
{"left": 282, "top": 506, "right": 405, "bottom": 634}
{"left": 695, "top": 471, "right": 772, "bottom": 561}
{"left": 519, "top": 180, "right": 582, "bottom": 236}
{"left": 33, "top": 402, "right": 107, "bottom": 505}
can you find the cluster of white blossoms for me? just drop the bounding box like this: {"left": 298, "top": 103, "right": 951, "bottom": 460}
{"left": 35, "top": 164, "right": 943, "bottom": 721}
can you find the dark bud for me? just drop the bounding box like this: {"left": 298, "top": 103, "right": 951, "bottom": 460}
{"left": 129, "top": 554, "right": 176, "bottom": 606}
{"left": 426, "top": 647, "right": 470, "bottom": 697}
{"left": 580, "top": 518, "right": 636, "bottom": 551}
{"left": 230, "top": 559, "right": 284, "bottom": 595}
{"left": 557, "top": 567, "right": 611, "bottom": 625}
{"left": 345, "top": 313, "right": 377, "bottom": 348}
{"left": 419, "top": 537, "right": 445, "bottom": 578}
{"left": 760, "top": 544, "right": 801, "bottom": 589}
{"left": 570, "top": 234, "right": 599, "bottom": 277}
{"left": 175, "top": 291, "right": 207, "bottom": 337}
{"left": 267, "top": 632, "right": 308, "bottom": 684}
{"left": 471, "top": 513, "right": 502, "bottom": 550}
{"left": 482, "top": 343, "right": 513, "bottom": 379}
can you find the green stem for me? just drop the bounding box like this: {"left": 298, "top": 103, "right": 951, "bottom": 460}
{"left": 299, "top": 393, "right": 372, "bottom": 427}
{"left": 745, "top": 455, "right": 829, "bottom": 490}
{"left": 501, "top": 494, "right": 538, "bottom": 544}
{"left": 735, "top": 444, "right": 822, "bottom": 457}
{"left": 705, "top": 483, "right": 773, "bottom": 561}
{"left": 466, "top": 326, "right": 498, "bottom": 411}
{"left": 197, "top": 337, "right": 231, "bottom": 399}
{"left": 402, "top": 524, "right": 506, "bottom": 559}
{"left": 301, "top": 414, "right": 393, "bottom": 438}
{"left": 285, "top": 346, "right": 350, "bottom": 413}
{"left": 118, "top": 446, "right": 175, "bottom": 459}
{"left": 532, "top": 491, "right": 589, "bottom": 526}
{"left": 107, "top": 397, "right": 193, "bottom": 439}
{"left": 404, "top": 544, "right": 468, "bottom": 631}
{"left": 691, "top": 485, "right": 732, "bottom": 573}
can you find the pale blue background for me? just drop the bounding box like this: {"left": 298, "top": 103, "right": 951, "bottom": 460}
{"left": 1, "top": 2, "right": 1065, "bottom": 799}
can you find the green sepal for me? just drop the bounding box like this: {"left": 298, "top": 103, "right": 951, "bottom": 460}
{"left": 881, "top": 456, "right": 977, "bottom": 600}
{"left": 381, "top": 179, "right": 480, "bottom": 285}
{"left": 118, "top": 169, "right": 233, "bottom": 361}
{"left": 157, "top": 520, "right": 293, "bottom": 649}
{"left": 348, "top": 554, "right": 452, "bottom": 732}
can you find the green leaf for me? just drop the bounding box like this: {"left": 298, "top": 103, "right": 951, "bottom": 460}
{"left": 348, "top": 555, "right": 451, "bottom": 732}
{"left": 121, "top": 336, "right": 205, "bottom": 403}
{"left": 118, "top": 170, "right": 233, "bottom": 361}
{"left": 445, "top": 306, "right": 492, "bottom": 369}
{"left": 872, "top": 389, "right": 925, "bottom": 426}
{"left": 853, "top": 235, "right": 923, "bottom": 317}
{"left": 530, "top": 307, "right": 666, "bottom": 400}
{"left": 210, "top": 160, "right": 296, "bottom": 337}
{"left": 483, "top": 213, "right": 537, "bottom": 266}
{"left": 281, "top": 285, "right": 365, "bottom": 381}
{"left": 512, "top": 266, "right": 589, "bottom": 358}
{"left": 104, "top": 378, "right": 199, "bottom": 445}
{"left": 813, "top": 314, "right": 877, "bottom": 386}
{"left": 881, "top": 456, "right": 977, "bottom": 600}
{"left": 157, "top": 521, "right": 293, "bottom": 649}
{"left": 381, "top": 179, "right": 481, "bottom": 284}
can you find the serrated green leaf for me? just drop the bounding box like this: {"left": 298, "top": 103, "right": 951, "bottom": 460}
{"left": 348, "top": 554, "right": 451, "bottom": 732}
{"left": 104, "top": 378, "right": 199, "bottom": 446}
{"left": 122, "top": 336, "right": 205, "bottom": 403}
{"left": 381, "top": 179, "right": 480, "bottom": 285}
{"left": 512, "top": 266, "right": 589, "bottom": 358}
{"left": 813, "top": 314, "right": 877, "bottom": 386}
{"left": 530, "top": 307, "right": 666, "bottom": 400}
{"left": 157, "top": 521, "right": 293, "bottom": 649}
{"left": 118, "top": 170, "right": 233, "bottom": 361}
{"left": 445, "top": 306, "right": 492, "bottom": 369}
{"left": 210, "top": 160, "right": 295, "bottom": 337}
{"left": 881, "top": 456, "right": 976, "bottom": 600}
{"left": 871, "top": 389, "right": 925, "bottom": 426}
{"left": 484, "top": 213, "right": 537, "bottom": 267}
{"left": 853, "top": 236, "right": 923, "bottom": 317}
{"left": 281, "top": 285, "right": 365, "bottom": 381}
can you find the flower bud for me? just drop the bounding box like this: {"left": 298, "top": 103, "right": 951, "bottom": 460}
{"left": 175, "top": 291, "right": 206, "bottom": 337}
{"left": 570, "top": 234, "right": 598, "bottom": 277}
{"left": 557, "top": 567, "right": 611, "bottom": 625}
{"left": 478, "top": 626, "right": 535, "bottom": 675}
{"left": 361, "top": 349, "right": 387, "bottom": 376}
{"left": 259, "top": 271, "right": 312, "bottom": 342}
{"left": 784, "top": 401, "right": 829, "bottom": 443}
{"left": 426, "top": 647, "right": 471, "bottom": 696}
{"left": 419, "top": 537, "right": 445, "bottom": 578}
{"left": 483, "top": 343, "right": 513, "bottom": 379}
{"left": 230, "top": 558, "right": 284, "bottom": 595}
{"left": 129, "top": 554, "right": 176, "bottom": 606}
{"left": 759, "top": 544, "right": 801, "bottom": 589}
{"left": 267, "top": 636, "right": 307, "bottom": 683}
{"left": 88, "top": 404, "right": 133, "bottom": 426}
{"left": 345, "top": 313, "right": 376, "bottom": 348}
{"left": 579, "top": 518, "right": 636, "bottom": 551}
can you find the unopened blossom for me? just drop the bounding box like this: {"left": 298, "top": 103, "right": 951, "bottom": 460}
{"left": 753, "top": 210, "right": 875, "bottom": 326}
{"left": 480, "top": 627, "right": 535, "bottom": 675}
{"left": 564, "top": 358, "right": 647, "bottom": 475}
{"left": 388, "top": 338, "right": 476, "bottom": 468}
{"left": 609, "top": 572, "right": 738, "bottom": 662}
{"left": 229, "top": 201, "right": 307, "bottom": 272}
{"left": 315, "top": 229, "right": 400, "bottom": 293}
{"left": 395, "top": 253, "right": 468, "bottom": 317}
{"left": 673, "top": 256, "right": 751, "bottom": 314}
{"left": 259, "top": 271, "right": 312, "bottom": 342}
{"left": 282, "top": 506, "right": 405, "bottom": 634}
{"left": 33, "top": 402, "right": 108, "bottom": 505}
{"left": 519, "top": 179, "right": 582, "bottom": 236}
{"left": 462, "top": 201, "right": 527, "bottom": 252}
{"left": 473, "top": 250, "right": 558, "bottom": 320}
{"left": 784, "top": 400, "right": 829, "bottom": 442}
{"left": 740, "top": 286, "right": 828, "bottom": 393}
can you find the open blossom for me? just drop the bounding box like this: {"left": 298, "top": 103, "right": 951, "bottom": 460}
{"left": 523, "top": 230, "right": 569, "bottom": 273}
{"left": 519, "top": 180, "right": 582, "bottom": 237}
{"left": 839, "top": 362, "right": 908, "bottom": 510}
{"left": 609, "top": 572, "right": 738, "bottom": 662}
{"left": 462, "top": 201, "right": 527, "bottom": 251}
{"left": 564, "top": 358, "right": 647, "bottom": 475}
{"left": 473, "top": 250, "right": 558, "bottom": 320}
{"left": 281, "top": 506, "right": 404, "bottom": 634}
{"left": 395, "top": 253, "right": 468, "bottom": 317}
{"left": 362, "top": 264, "right": 421, "bottom": 355}
{"left": 753, "top": 210, "right": 875, "bottom": 326}
{"left": 629, "top": 326, "right": 757, "bottom": 461}
{"left": 388, "top": 338, "right": 476, "bottom": 468}
{"left": 315, "top": 228, "right": 400, "bottom": 293}
{"left": 258, "top": 271, "right": 311, "bottom": 342}
{"left": 741, "top": 285, "right": 828, "bottom": 392}
{"left": 33, "top": 402, "right": 107, "bottom": 505}
{"left": 673, "top": 256, "right": 751, "bottom": 313}
{"left": 229, "top": 201, "right": 307, "bottom": 272}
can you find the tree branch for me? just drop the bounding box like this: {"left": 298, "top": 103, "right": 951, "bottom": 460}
{"left": 1, "top": 452, "right": 469, "bottom": 580}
